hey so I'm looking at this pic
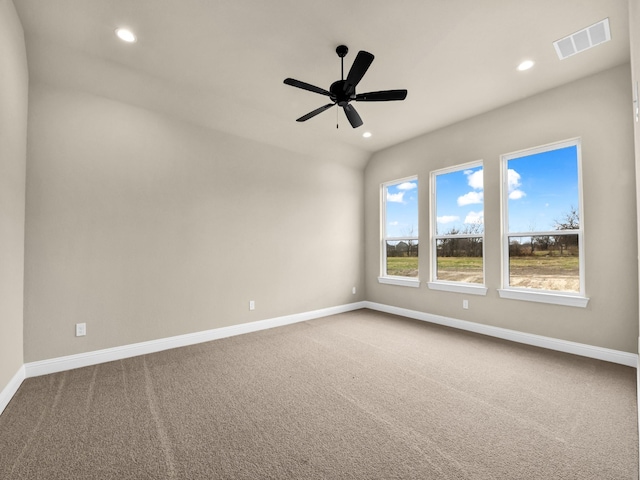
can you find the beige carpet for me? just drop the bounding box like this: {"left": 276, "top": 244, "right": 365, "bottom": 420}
{"left": 0, "top": 309, "right": 637, "bottom": 479}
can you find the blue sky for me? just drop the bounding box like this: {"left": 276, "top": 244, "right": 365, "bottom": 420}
{"left": 435, "top": 165, "right": 484, "bottom": 235}
{"left": 434, "top": 145, "right": 579, "bottom": 235}
{"left": 387, "top": 145, "right": 579, "bottom": 238}
{"left": 386, "top": 180, "right": 418, "bottom": 238}
{"left": 506, "top": 145, "right": 579, "bottom": 233}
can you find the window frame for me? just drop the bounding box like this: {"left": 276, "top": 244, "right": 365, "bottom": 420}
{"left": 379, "top": 175, "right": 420, "bottom": 288}
{"left": 427, "top": 161, "right": 488, "bottom": 296}
{"left": 498, "top": 138, "right": 589, "bottom": 307}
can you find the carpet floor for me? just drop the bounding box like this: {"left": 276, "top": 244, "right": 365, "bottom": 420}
{"left": 0, "top": 309, "right": 637, "bottom": 479}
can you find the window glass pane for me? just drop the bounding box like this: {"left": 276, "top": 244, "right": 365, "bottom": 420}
{"left": 386, "top": 240, "right": 419, "bottom": 277}
{"left": 435, "top": 237, "right": 483, "bottom": 284}
{"left": 508, "top": 234, "right": 579, "bottom": 292}
{"left": 507, "top": 145, "right": 579, "bottom": 233}
{"left": 385, "top": 180, "right": 418, "bottom": 238}
{"left": 435, "top": 166, "right": 483, "bottom": 235}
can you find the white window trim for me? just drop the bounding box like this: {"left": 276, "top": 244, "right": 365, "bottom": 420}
{"left": 500, "top": 138, "right": 589, "bottom": 306}
{"left": 378, "top": 276, "right": 421, "bottom": 288}
{"left": 427, "top": 281, "right": 488, "bottom": 295}
{"left": 497, "top": 288, "right": 589, "bottom": 307}
{"left": 380, "top": 175, "right": 419, "bottom": 286}
{"left": 429, "top": 161, "right": 486, "bottom": 294}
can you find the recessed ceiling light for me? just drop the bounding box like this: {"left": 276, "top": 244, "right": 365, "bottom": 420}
{"left": 115, "top": 28, "right": 137, "bottom": 43}
{"left": 517, "top": 60, "right": 535, "bottom": 71}
{"left": 363, "top": 131, "right": 372, "bottom": 138}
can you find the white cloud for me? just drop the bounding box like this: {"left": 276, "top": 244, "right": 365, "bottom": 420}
{"left": 389, "top": 221, "right": 399, "bottom": 226}
{"left": 397, "top": 182, "right": 417, "bottom": 191}
{"left": 437, "top": 215, "right": 460, "bottom": 224}
{"left": 466, "top": 169, "right": 483, "bottom": 190}
{"left": 507, "top": 169, "right": 521, "bottom": 188}
{"left": 457, "top": 191, "right": 484, "bottom": 206}
{"left": 464, "top": 210, "right": 484, "bottom": 224}
{"left": 507, "top": 169, "right": 526, "bottom": 200}
{"left": 387, "top": 192, "right": 404, "bottom": 203}
{"left": 456, "top": 169, "right": 484, "bottom": 206}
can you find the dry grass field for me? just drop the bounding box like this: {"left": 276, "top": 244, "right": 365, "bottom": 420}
{"left": 387, "top": 254, "right": 579, "bottom": 292}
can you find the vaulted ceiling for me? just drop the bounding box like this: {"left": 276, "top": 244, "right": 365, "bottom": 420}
{"left": 14, "top": 0, "right": 631, "bottom": 165}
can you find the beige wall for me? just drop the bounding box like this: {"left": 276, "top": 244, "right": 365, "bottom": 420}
{"left": 365, "top": 64, "right": 638, "bottom": 353}
{"left": 10, "top": 3, "right": 640, "bottom": 372}
{"left": 630, "top": 0, "right": 640, "bottom": 355}
{"left": 0, "top": 0, "right": 27, "bottom": 390}
{"left": 23, "top": 83, "right": 365, "bottom": 362}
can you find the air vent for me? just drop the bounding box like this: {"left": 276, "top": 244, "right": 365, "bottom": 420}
{"left": 553, "top": 18, "right": 611, "bottom": 60}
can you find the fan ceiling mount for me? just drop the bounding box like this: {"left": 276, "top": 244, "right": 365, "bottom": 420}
{"left": 284, "top": 45, "right": 408, "bottom": 129}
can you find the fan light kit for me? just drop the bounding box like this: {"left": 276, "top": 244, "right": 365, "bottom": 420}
{"left": 284, "top": 45, "right": 407, "bottom": 129}
{"left": 115, "top": 28, "right": 137, "bottom": 43}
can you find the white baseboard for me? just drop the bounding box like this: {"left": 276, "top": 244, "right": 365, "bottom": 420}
{"left": 24, "top": 302, "right": 367, "bottom": 378}
{"left": 0, "top": 365, "right": 26, "bottom": 416}
{"left": 3, "top": 299, "right": 635, "bottom": 417}
{"left": 364, "top": 301, "right": 639, "bottom": 368}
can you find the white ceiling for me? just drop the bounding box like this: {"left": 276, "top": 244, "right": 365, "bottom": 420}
{"left": 13, "top": 0, "right": 631, "bottom": 166}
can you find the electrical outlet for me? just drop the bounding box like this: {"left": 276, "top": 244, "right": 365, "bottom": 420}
{"left": 352, "top": 287, "right": 357, "bottom": 295}
{"left": 462, "top": 299, "right": 469, "bottom": 310}
{"left": 249, "top": 300, "right": 255, "bottom": 311}
{"left": 75, "top": 323, "right": 86, "bottom": 337}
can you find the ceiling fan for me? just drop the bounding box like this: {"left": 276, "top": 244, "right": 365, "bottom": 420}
{"left": 284, "top": 45, "right": 408, "bottom": 129}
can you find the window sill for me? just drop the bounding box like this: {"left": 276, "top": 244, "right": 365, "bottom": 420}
{"left": 378, "top": 276, "right": 421, "bottom": 288}
{"left": 498, "top": 289, "right": 590, "bottom": 308}
{"left": 427, "top": 282, "right": 488, "bottom": 296}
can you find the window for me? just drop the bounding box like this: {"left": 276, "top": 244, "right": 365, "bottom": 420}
{"left": 499, "top": 138, "right": 588, "bottom": 307}
{"left": 379, "top": 177, "right": 419, "bottom": 287}
{"left": 429, "top": 162, "right": 487, "bottom": 295}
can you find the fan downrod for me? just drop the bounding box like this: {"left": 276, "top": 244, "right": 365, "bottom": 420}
{"left": 336, "top": 45, "right": 348, "bottom": 80}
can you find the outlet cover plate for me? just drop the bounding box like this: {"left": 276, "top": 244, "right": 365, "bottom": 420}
{"left": 75, "top": 323, "right": 86, "bottom": 337}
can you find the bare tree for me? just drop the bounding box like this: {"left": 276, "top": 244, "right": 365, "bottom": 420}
{"left": 438, "top": 224, "right": 482, "bottom": 257}
{"left": 532, "top": 235, "right": 550, "bottom": 253}
{"left": 438, "top": 227, "right": 459, "bottom": 257}
{"left": 554, "top": 206, "right": 580, "bottom": 230}
{"left": 462, "top": 222, "right": 483, "bottom": 257}
{"left": 509, "top": 238, "right": 523, "bottom": 257}
{"left": 553, "top": 206, "right": 580, "bottom": 255}
{"left": 401, "top": 225, "right": 418, "bottom": 257}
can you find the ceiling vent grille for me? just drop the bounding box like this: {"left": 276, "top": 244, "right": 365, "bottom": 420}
{"left": 553, "top": 18, "right": 611, "bottom": 60}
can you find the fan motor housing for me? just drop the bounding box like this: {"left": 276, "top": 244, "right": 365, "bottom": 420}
{"left": 330, "top": 80, "right": 353, "bottom": 106}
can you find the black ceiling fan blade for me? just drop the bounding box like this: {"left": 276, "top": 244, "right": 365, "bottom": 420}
{"left": 344, "top": 51, "right": 374, "bottom": 92}
{"left": 355, "top": 89, "right": 408, "bottom": 102}
{"left": 284, "top": 78, "right": 331, "bottom": 97}
{"left": 296, "top": 103, "right": 335, "bottom": 122}
{"left": 343, "top": 104, "right": 363, "bottom": 128}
